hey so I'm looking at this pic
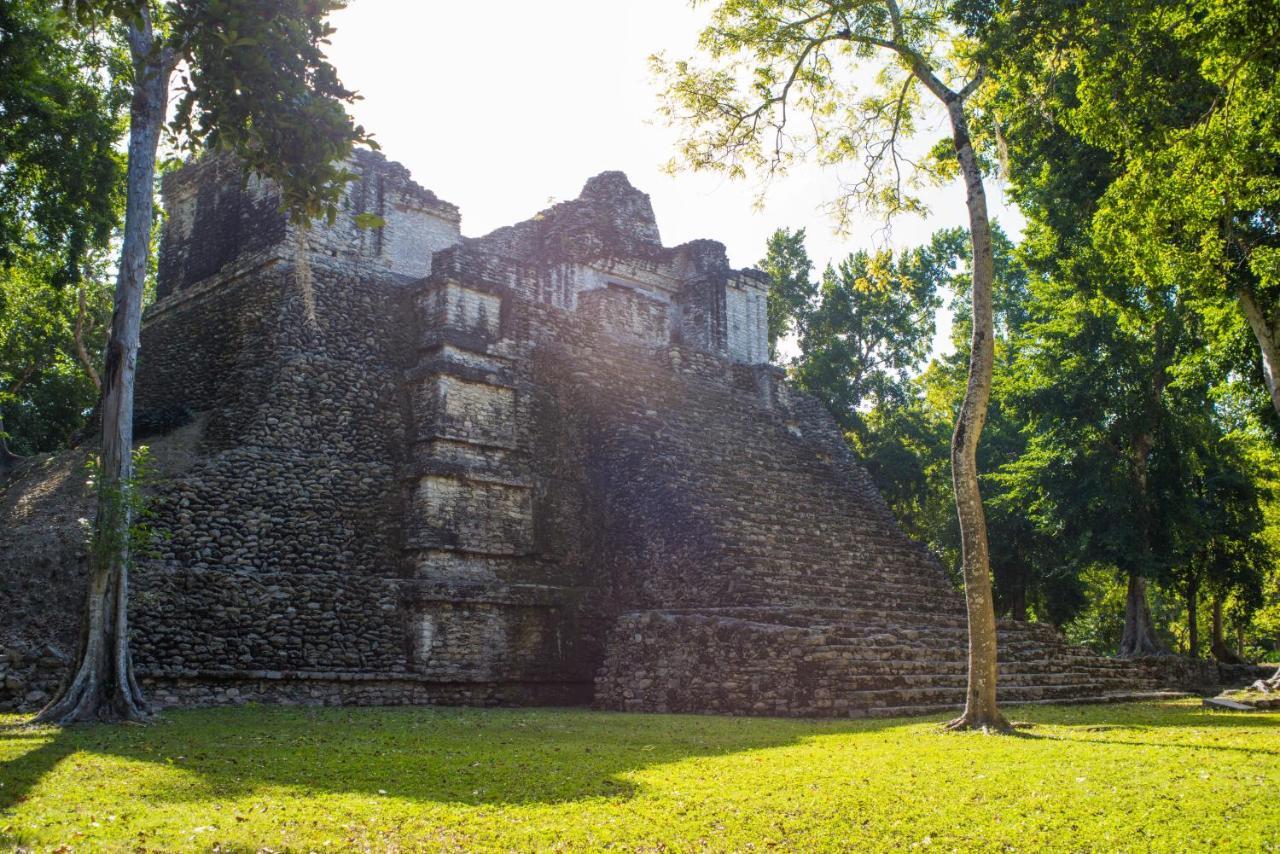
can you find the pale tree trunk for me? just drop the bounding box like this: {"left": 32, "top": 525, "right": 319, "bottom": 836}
{"left": 34, "top": 11, "right": 171, "bottom": 725}
{"left": 1251, "top": 669, "right": 1280, "bottom": 693}
{"left": 1119, "top": 573, "right": 1167, "bottom": 657}
{"left": 942, "top": 96, "right": 1007, "bottom": 732}
{"left": 853, "top": 2, "right": 1003, "bottom": 731}
{"left": 1237, "top": 287, "right": 1280, "bottom": 419}
{"left": 1234, "top": 289, "right": 1280, "bottom": 686}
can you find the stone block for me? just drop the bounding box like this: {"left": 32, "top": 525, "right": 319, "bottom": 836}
{"left": 419, "top": 282, "right": 502, "bottom": 339}
{"left": 409, "top": 475, "right": 532, "bottom": 555}
{"left": 411, "top": 374, "right": 516, "bottom": 448}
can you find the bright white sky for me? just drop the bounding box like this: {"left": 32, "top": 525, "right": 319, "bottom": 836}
{"left": 326, "top": 0, "right": 1023, "bottom": 296}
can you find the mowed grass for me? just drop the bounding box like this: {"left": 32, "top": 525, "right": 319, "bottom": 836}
{"left": 1, "top": 700, "right": 1277, "bottom": 852}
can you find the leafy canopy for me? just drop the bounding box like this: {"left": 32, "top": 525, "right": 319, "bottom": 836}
{"left": 0, "top": 0, "right": 128, "bottom": 282}
{"left": 654, "top": 0, "right": 986, "bottom": 225}
{"left": 69, "top": 0, "right": 373, "bottom": 223}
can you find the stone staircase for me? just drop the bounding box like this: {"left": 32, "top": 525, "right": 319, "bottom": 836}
{"left": 596, "top": 606, "right": 1181, "bottom": 718}
{"left": 588, "top": 349, "right": 1189, "bottom": 717}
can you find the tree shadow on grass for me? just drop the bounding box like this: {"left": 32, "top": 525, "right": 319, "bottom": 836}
{"left": 1003, "top": 701, "right": 1280, "bottom": 756}
{"left": 3, "top": 699, "right": 1277, "bottom": 823}
{"left": 0, "top": 707, "right": 909, "bottom": 813}
{"left": 1005, "top": 700, "right": 1280, "bottom": 730}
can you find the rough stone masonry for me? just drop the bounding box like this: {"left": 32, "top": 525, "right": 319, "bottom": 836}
{"left": 2, "top": 150, "right": 1224, "bottom": 715}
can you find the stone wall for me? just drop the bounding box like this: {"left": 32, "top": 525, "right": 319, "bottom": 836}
{"left": 121, "top": 163, "right": 796, "bottom": 707}
{"left": 156, "top": 149, "right": 461, "bottom": 302}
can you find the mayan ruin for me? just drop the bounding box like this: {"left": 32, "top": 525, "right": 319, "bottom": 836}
{"left": 2, "top": 152, "right": 1224, "bottom": 716}
{"left": 7, "top": 1, "right": 1280, "bottom": 847}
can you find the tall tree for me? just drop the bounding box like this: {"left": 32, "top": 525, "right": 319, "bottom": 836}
{"left": 996, "top": 273, "right": 1185, "bottom": 657}
{"left": 1162, "top": 371, "right": 1271, "bottom": 659}
{"left": 657, "top": 0, "right": 1007, "bottom": 730}
{"left": 973, "top": 3, "right": 1187, "bottom": 657}
{"left": 33, "top": 0, "right": 370, "bottom": 725}
{"left": 1074, "top": 1, "right": 1280, "bottom": 430}
{"left": 760, "top": 227, "right": 818, "bottom": 361}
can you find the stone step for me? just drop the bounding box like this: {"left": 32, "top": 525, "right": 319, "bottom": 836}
{"left": 793, "top": 653, "right": 1161, "bottom": 682}
{"left": 724, "top": 566, "right": 958, "bottom": 596}
{"left": 780, "top": 672, "right": 1159, "bottom": 692}
{"left": 656, "top": 605, "right": 971, "bottom": 627}
{"left": 591, "top": 370, "right": 1178, "bottom": 720}
{"left": 724, "top": 582, "right": 965, "bottom": 613}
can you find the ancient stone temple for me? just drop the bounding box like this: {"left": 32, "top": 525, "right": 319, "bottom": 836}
{"left": 1, "top": 150, "right": 1210, "bottom": 715}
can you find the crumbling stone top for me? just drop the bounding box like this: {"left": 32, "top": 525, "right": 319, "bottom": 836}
{"left": 464, "top": 171, "right": 747, "bottom": 285}
{"left": 350, "top": 148, "right": 459, "bottom": 221}
{"left": 153, "top": 152, "right": 770, "bottom": 360}
{"left": 470, "top": 170, "right": 665, "bottom": 265}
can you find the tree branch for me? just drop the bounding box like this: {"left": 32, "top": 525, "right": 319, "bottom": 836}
{"left": 831, "top": 27, "right": 957, "bottom": 104}
{"left": 958, "top": 66, "right": 987, "bottom": 101}
{"left": 74, "top": 283, "right": 103, "bottom": 393}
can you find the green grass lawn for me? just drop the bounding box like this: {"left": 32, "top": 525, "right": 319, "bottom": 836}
{"left": 2, "top": 699, "right": 1277, "bottom": 852}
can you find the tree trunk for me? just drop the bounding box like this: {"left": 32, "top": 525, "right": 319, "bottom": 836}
{"left": 34, "top": 12, "right": 170, "bottom": 725}
{"left": 1211, "top": 596, "right": 1246, "bottom": 664}
{"left": 1118, "top": 413, "right": 1169, "bottom": 659}
{"left": 1118, "top": 573, "right": 1167, "bottom": 658}
{"left": 74, "top": 281, "right": 103, "bottom": 393}
{"left": 1233, "top": 287, "right": 1280, "bottom": 686}
{"left": 1185, "top": 581, "right": 1199, "bottom": 659}
{"left": 1211, "top": 595, "right": 1221, "bottom": 649}
{"left": 1008, "top": 582, "right": 1028, "bottom": 623}
{"left": 942, "top": 97, "right": 1007, "bottom": 733}
{"left": 1236, "top": 287, "right": 1280, "bottom": 419}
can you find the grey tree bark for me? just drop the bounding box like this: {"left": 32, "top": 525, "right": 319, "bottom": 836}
{"left": 941, "top": 95, "right": 1007, "bottom": 732}
{"left": 826, "top": 0, "right": 1007, "bottom": 729}
{"left": 859, "top": 2, "right": 1007, "bottom": 729}
{"left": 1234, "top": 282, "right": 1280, "bottom": 687}
{"left": 34, "top": 10, "right": 172, "bottom": 725}
{"left": 1118, "top": 573, "right": 1167, "bottom": 658}
{"left": 1236, "top": 287, "right": 1280, "bottom": 420}
{"left": 1117, "top": 419, "right": 1169, "bottom": 658}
